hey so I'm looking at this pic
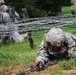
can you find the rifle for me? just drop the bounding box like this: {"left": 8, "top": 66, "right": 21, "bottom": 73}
{"left": 17, "top": 65, "right": 44, "bottom": 75}
{"left": 16, "top": 60, "right": 57, "bottom": 75}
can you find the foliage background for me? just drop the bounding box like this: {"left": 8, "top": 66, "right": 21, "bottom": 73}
{"left": 5, "top": 0, "right": 71, "bottom": 17}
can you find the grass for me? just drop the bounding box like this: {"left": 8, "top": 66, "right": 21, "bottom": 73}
{"left": 0, "top": 6, "right": 76, "bottom": 75}
{"left": 61, "top": 6, "right": 71, "bottom": 16}
{"left": 0, "top": 27, "right": 76, "bottom": 75}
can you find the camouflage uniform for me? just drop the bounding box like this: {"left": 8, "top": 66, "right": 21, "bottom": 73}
{"left": 71, "top": 5, "right": 75, "bottom": 15}
{"left": 0, "top": 0, "right": 19, "bottom": 22}
{"left": 70, "top": 0, "right": 75, "bottom": 15}
{"left": 0, "top": 0, "right": 5, "bottom": 4}
{"left": 0, "top": 0, "right": 10, "bottom": 23}
{"left": 71, "top": 0, "right": 74, "bottom": 4}
{"left": 35, "top": 28, "right": 76, "bottom": 65}
{"left": 10, "top": 30, "right": 28, "bottom": 43}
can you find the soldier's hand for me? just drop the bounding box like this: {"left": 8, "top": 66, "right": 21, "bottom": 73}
{"left": 61, "top": 44, "right": 67, "bottom": 53}
{"left": 34, "top": 61, "right": 43, "bottom": 67}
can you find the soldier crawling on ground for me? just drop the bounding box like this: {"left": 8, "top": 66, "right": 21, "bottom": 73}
{"left": 17, "top": 27, "right": 76, "bottom": 75}
{"left": 70, "top": 0, "right": 75, "bottom": 15}
{"left": 33, "top": 27, "right": 76, "bottom": 68}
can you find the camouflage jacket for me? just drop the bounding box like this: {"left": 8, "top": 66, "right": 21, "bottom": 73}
{"left": 35, "top": 32, "right": 76, "bottom": 65}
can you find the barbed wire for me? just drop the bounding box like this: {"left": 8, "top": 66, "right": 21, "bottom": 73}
{"left": 0, "top": 16, "right": 76, "bottom": 36}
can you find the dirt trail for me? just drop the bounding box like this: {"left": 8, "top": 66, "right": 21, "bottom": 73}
{"left": 4, "top": 64, "right": 76, "bottom": 75}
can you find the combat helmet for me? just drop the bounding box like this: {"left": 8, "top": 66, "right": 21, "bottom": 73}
{"left": 46, "top": 27, "right": 66, "bottom": 46}
{"left": 1, "top": 5, "right": 8, "bottom": 11}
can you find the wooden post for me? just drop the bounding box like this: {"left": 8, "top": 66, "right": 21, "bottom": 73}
{"left": 27, "top": 30, "right": 34, "bottom": 48}
{"left": 74, "top": 0, "right": 76, "bottom": 15}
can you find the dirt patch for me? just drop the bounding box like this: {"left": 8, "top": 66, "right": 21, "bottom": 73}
{"left": 3, "top": 64, "right": 59, "bottom": 75}
{"left": 62, "top": 67, "right": 76, "bottom": 74}
{"left": 26, "top": 71, "right": 51, "bottom": 75}
{"left": 3, "top": 64, "right": 58, "bottom": 75}
{"left": 4, "top": 65, "right": 26, "bottom": 75}
{"left": 3, "top": 64, "right": 76, "bottom": 75}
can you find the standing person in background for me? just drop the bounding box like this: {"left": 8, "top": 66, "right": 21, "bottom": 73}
{"left": 0, "top": 0, "right": 20, "bottom": 23}
{"left": 71, "top": 5, "right": 75, "bottom": 15}
{"left": 0, "top": 0, "right": 10, "bottom": 24}
{"left": 0, "top": 0, "right": 5, "bottom": 9}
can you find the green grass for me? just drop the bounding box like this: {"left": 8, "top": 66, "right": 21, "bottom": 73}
{"left": 61, "top": 6, "right": 71, "bottom": 16}
{"left": 0, "top": 27, "right": 76, "bottom": 75}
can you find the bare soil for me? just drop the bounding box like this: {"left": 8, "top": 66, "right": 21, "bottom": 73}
{"left": 3, "top": 64, "right": 76, "bottom": 75}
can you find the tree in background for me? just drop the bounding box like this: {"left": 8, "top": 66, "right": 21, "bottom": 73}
{"left": 5, "top": 0, "right": 71, "bottom": 18}
{"left": 35, "top": 0, "right": 62, "bottom": 16}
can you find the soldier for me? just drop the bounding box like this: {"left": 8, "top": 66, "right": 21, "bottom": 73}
{"left": 71, "top": 5, "right": 75, "bottom": 15}
{"left": 71, "top": 0, "right": 74, "bottom": 5}
{"left": 34, "top": 27, "right": 76, "bottom": 68}
{"left": 0, "top": 0, "right": 9, "bottom": 45}
{"left": 0, "top": 0, "right": 19, "bottom": 23}
{"left": 0, "top": 0, "right": 20, "bottom": 45}
{"left": 70, "top": 0, "right": 75, "bottom": 15}
{"left": 0, "top": 0, "right": 10, "bottom": 24}
{"left": 0, "top": 0, "right": 7, "bottom": 11}
{"left": 0, "top": 0, "right": 5, "bottom": 7}
{"left": 10, "top": 29, "right": 34, "bottom": 48}
{"left": 10, "top": 30, "right": 28, "bottom": 43}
